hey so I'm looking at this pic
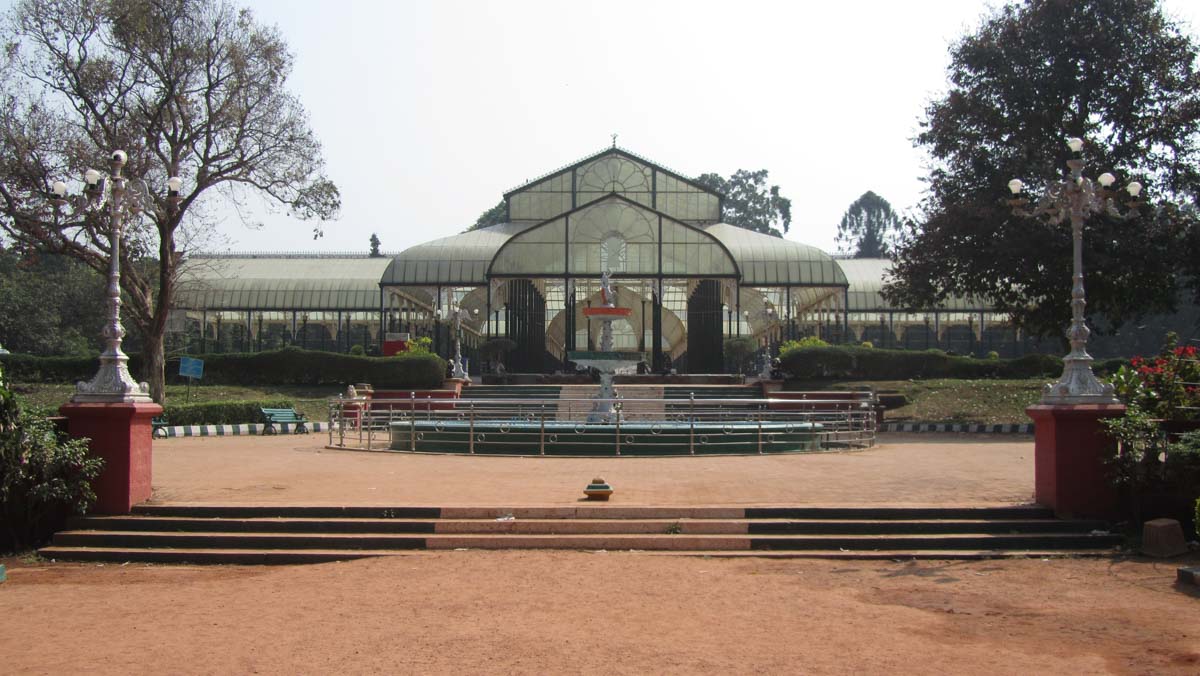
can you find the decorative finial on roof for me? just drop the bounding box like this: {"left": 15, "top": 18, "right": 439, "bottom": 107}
{"left": 611, "top": 133, "right": 618, "bottom": 148}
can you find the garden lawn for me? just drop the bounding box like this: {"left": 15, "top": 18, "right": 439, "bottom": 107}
{"left": 9, "top": 383, "right": 339, "bottom": 422}
{"left": 787, "top": 378, "right": 1047, "bottom": 425}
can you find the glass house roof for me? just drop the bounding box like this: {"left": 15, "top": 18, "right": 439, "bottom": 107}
{"left": 837, "top": 258, "right": 984, "bottom": 312}
{"left": 175, "top": 256, "right": 392, "bottom": 311}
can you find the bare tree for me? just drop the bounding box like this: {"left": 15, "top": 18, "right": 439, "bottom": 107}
{"left": 0, "top": 0, "right": 339, "bottom": 402}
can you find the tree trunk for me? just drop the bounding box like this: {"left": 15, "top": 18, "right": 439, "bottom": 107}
{"left": 141, "top": 330, "right": 166, "bottom": 405}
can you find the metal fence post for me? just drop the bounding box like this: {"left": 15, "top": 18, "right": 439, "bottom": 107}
{"left": 615, "top": 404, "right": 622, "bottom": 457}
{"left": 539, "top": 402, "right": 546, "bottom": 456}
{"left": 409, "top": 391, "right": 416, "bottom": 451}
{"left": 469, "top": 403, "right": 475, "bottom": 454}
{"left": 689, "top": 392, "right": 695, "bottom": 455}
{"left": 757, "top": 410, "right": 763, "bottom": 454}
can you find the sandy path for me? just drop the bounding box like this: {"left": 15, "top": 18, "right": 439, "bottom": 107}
{"left": 1, "top": 552, "right": 1197, "bottom": 675}
{"left": 146, "top": 433, "right": 1034, "bottom": 506}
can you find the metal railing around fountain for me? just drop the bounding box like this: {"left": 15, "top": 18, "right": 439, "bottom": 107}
{"left": 326, "top": 393, "right": 877, "bottom": 455}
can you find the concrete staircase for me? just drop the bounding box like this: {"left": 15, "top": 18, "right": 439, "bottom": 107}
{"left": 38, "top": 505, "right": 1124, "bottom": 564}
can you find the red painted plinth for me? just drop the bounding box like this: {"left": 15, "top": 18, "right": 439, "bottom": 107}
{"left": 59, "top": 401, "right": 162, "bottom": 515}
{"left": 1026, "top": 403, "right": 1126, "bottom": 519}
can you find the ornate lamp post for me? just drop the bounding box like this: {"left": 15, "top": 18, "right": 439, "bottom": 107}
{"left": 1007, "top": 136, "right": 1142, "bottom": 404}
{"left": 447, "top": 306, "right": 479, "bottom": 380}
{"left": 50, "top": 150, "right": 182, "bottom": 402}
{"left": 743, "top": 307, "right": 777, "bottom": 379}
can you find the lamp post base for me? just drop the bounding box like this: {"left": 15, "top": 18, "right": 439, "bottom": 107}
{"left": 1026, "top": 403, "right": 1125, "bottom": 519}
{"left": 59, "top": 401, "right": 161, "bottom": 514}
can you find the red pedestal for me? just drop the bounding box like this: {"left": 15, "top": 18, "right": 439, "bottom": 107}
{"left": 1026, "top": 403, "right": 1126, "bottom": 519}
{"left": 59, "top": 401, "right": 162, "bottom": 515}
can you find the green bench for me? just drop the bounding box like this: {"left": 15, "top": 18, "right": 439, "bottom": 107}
{"left": 261, "top": 407, "right": 308, "bottom": 435}
{"left": 152, "top": 415, "right": 170, "bottom": 438}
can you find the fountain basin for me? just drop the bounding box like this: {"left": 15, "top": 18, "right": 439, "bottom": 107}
{"left": 567, "top": 350, "right": 645, "bottom": 371}
{"left": 389, "top": 419, "right": 825, "bottom": 456}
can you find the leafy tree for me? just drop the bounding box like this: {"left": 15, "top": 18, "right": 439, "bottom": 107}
{"left": 369, "top": 233, "right": 382, "bottom": 257}
{"left": 696, "top": 169, "right": 791, "bottom": 237}
{"left": 885, "top": 0, "right": 1200, "bottom": 341}
{"left": 0, "top": 246, "right": 113, "bottom": 355}
{"left": 0, "top": 0, "right": 340, "bottom": 403}
{"left": 466, "top": 200, "right": 507, "bottom": 232}
{"left": 836, "top": 191, "right": 901, "bottom": 258}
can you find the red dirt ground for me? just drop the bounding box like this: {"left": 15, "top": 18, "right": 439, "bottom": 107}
{"left": 4, "top": 434, "right": 1197, "bottom": 674}
{"left": 1, "top": 552, "right": 1198, "bottom": 674}
{"left": 147, "top": 432, "right": 1035, "bottom": 506}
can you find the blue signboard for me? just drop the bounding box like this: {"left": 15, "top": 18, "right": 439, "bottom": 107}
{"left": 179, "top": 357, "right": 204, "bottom": 380}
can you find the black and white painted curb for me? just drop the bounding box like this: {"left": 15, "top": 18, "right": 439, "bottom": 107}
{"left": 155, "top": 422, "right": 329, "bottom": 438}
{"left": 880, "top": 422, "right": 1033, "bottom": 434}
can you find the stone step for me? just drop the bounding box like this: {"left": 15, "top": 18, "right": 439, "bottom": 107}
{"left": 127, "top": 504, "right": 1056, "bottom": 521}
{"left": 35, "top": 546, "right": 1121, "bottom": 565}
{"left": 69, "top": 515, "right": 1109, "bottom": 536}
{"left": 49, "top": 530, "right": 1123, "bottom": 552}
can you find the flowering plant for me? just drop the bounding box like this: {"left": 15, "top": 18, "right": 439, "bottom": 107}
{"left": 1108, "top": 333, "right": 1200, "bottom": 421}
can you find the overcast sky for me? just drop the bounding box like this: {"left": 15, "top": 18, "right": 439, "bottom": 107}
{"left": 82, "top": 1, "right": 1200, "bottom": 255}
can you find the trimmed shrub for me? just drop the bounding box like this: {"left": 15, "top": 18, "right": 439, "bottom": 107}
{"left": 779, "top": 345, "right": 1072, "bottom": 381}
{"left": 161, "top": 400, "right": 295, "bottom": 426}
{"left": 1, "top": 347, "right": 446, "bottom": 389}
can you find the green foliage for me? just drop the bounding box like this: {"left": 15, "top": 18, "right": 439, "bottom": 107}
{"left": 161, "top": 400, "right": 295, "bottom": 426}
{"left": 835, "top": 191, "right": 902, "bottom": 258}
{"left": 405, "top": 336, "right": 434, "bottom": 355}
{"left": 349, "top": 344, "right": 365, "bottom": 356}
{"left": 779, "top": 337, "right": 829, "bottom": 359}
{"left": 466, "top": 200, "right": 508, "bottom": 231}
{"left": 986, "top": 351, "right": 1000, "bottom": 360}
{"left": 886, "top": 0, "right": 1200, "bottom": 340}
{"left": 695, "top": 169, "right": 792, "bottom": 236}
{"left": 1, "top": 347, "right": 446, "bottom": 390}
{"left": 0, "top": 363, "right": 103, "bottom": 551}
{"left": 778, "top": 345, "right": 1067, "bottom": 380}
{"left": 859, "top": 341, "right": 874, "bottom": 349}
{"left": 1195, "top": 496, "right": 1200, "bottom": 539}
{"left": 369, "top": 233, "right": 382, "bottom": 257}
{"left": 723, "top": 336, "right": 757, "bottom": 373}
{"left": 0, "top": 248, "right": 113, "bottom": 356}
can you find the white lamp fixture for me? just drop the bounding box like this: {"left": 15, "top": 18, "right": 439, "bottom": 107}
{"left": 1126, "top": 181, "right": 1143, "bottom": 197}
{"left": 1066, "top": 137, "right": 1084, "bottom": 153}
{"left": 1097, "top": 173, "right": 1116, "bottom": 188}
{"left": 1007, "top": 179, "right": 1024, "bottom": 195}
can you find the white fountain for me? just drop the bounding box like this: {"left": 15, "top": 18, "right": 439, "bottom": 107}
{"left": 567, "top": 271, "right": 645, "bottom": 423}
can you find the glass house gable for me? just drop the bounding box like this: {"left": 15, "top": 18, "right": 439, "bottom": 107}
{"left": 489, "top": 194, "right": 739, "bottom": 278}
{"left": 504, "top": 147, "right": 721, "bottom": 226}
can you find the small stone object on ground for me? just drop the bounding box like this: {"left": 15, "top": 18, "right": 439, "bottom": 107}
{"left": 1178, "top": 566, "right": 1199, "bottom": 587}
{"left": 1141, "top": 518, "right": 1188, "bottom": 558}
{"left": 584, "top": 477, "right": 613, "bottom": 501}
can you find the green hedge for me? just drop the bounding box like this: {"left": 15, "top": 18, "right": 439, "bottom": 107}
{"left": 779, "top": 345, "right": 1127, "bottom": 381}
{"left": 0, "top": 347, "right": 445, "bottom": 389}
{"left": 160, "top": 400, "right": 295, "bottom": 426}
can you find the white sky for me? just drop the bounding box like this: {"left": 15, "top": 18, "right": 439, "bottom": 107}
{"left": 59, "top": 1, "right": 1200, "bottom": 255}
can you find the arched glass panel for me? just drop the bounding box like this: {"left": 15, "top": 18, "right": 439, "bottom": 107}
{"left": 489, "top": 218, "right": 567, "bottom": 275}
{"left": 568, "top": 200, "right": 657, "bottom": 275}
{"left": 576, "top": 156, "right": 652, "bottom": 208}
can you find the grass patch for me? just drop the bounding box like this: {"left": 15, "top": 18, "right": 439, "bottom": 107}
{"left": 9, "top": 383, "right": 341, "bottom": 423}
{"left": 786, "top": 378, "right": 1047, "bottom": 425}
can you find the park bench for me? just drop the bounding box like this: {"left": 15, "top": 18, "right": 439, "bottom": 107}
{"left": 152, "top": 415, "right": 170, "bottom": 438}
{"left": 261, "top": 407, "right": 308, "bottom": 435}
